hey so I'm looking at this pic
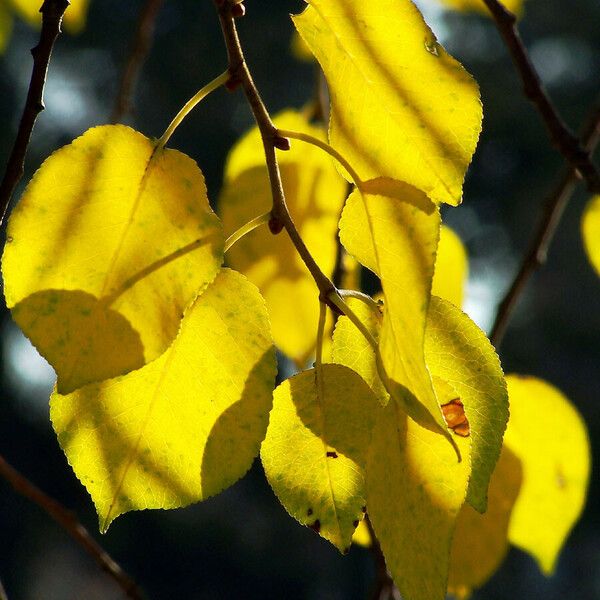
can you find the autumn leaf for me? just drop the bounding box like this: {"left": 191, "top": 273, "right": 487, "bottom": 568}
{"left": 581, "top": 194, "right": 600, "bottom": 277}
{"left": 220, "top": 110, "right": 346, "bottom": 366}
{"left": 8, "top": 0, "right": 90, "bottom": 33}
{"left": 261, "top": 364, "right": 380, "bottom": 552}
{"left": 293, "top": 0, "right": 482, "bottom": 205}
{"left": 2, "top": 124, "right": 223, "bottom": 393}
{"left": 432, "top": 225, "right": 468, "bottom": 308}
{"left": 50, "top": 269, "right": 276, "bottom": 532}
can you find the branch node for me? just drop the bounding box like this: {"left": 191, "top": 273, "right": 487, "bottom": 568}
{"left": 273, "top": 135, "right": 291, "bottom": 151}
{"left": 268, "top": 213, "right": 284, "bottom": 235}
{"left": 231, "top": 2, "right": 245, "bottom": 18}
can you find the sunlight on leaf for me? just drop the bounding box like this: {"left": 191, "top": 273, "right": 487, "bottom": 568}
{"left": 2, "top": 125, "right": 223, "bottom": 393}
{"left": 432, "top": 225, "right": 468, "bottom": 308}
{"left": 261, "top": 364, "right": 380, "bottom": 552}
{"left": 220, "top": 110, "right": 346, "bottom": 366}
{"left": 367, "top": 400, "right": 471, "bottom": 600}
{"left": 448, "top": 446, "right": 522, "bottom": 598}
{"left": 293, "top": 0, "right": 482, "bottom": 205}
{"left": 581, "top": 194, "right": 600, "bottom": 277}
{"left": 50, "top": 269, "right": 276, "bottom": 533}
{"left": 438, "top": 0, "right": 524, "bottom": 17}
{"left": 504, "top": 375, "right": 590, "bottom": 574}
{"left": 351, "top": 518, "right": 371, "bottom": 548}
{"left": 9, "top": 0, "right": 90, "bottom": 33}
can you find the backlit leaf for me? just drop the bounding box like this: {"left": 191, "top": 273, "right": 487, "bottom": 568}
{"left": 50, "top": 269, "right": 276, "bottom": 533}
{"left": 339, "top": 181, "right": 446, "bottom": 433}
{"left": 261, "top": 364, "right": 380, "bottom": 552}
{"left": 448, "top": 446, "right": 522, "bottom": 598}
{"left": 293, "top": 0, "right": 482, "bottom": 205}
{"left": 3, "top": 124, "right": 223, "bottom": 393}
{"left": 220, "top": 110, "right": 346, "bottom": 366}
{"left": 581, "top": 194, "right": 600, "bottom": 277}
{"left": 432, "top": 225, "right": 468, "bottom": 308}
{"left": 504, "top": 375, "right": 591, "bottom": 574}
{"left": 351, "top": 518, "right": 371, "bottom": 548}
{"left": 425, "top": 297, "right": 508, "bottom": 512}
{"left": 367, "top": 399, "right": 471, "bottom": 600}
{"left": 9, "top": 0, "right": 90, "bottom": 33}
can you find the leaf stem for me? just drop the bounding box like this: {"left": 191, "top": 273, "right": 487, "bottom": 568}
{"left": 157, "top": 70, "right": 230, "bottom": 149}
{"left": 315, "top": 300, "right": 327, "bottom": 398}
{"left": 277, "top": 129, "right": 363, "bottom": 188}
{"left": 224, "top": 211, "right": 271, "bottom": 252}
{"left": 327, "top": 292, "right": 379, "bottom": 353}
{"left": 339, "top": 289, "right": 381, "bottom": 316}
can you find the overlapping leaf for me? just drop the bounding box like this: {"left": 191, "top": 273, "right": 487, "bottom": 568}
{"left": 504, "top": 375, "right": 590, "bottom": 574}
{"left": 581, "top": 194, "right": 600, "bottom": 276}
{"left": 51, "top": 269, "right": 276, "bottom": 532}
{"left": 432, "top": 225, "right": 468, "bottom": 308}
{"left": 293, "top": 0, "right": 483, "bottom": 205}
{"left": 3, "top": 124, "right": 223, "bottom": 393}
{"left": 261, "top": 364, "right": 380, "bottom": 552}
{"left": 220, "top": 110, "right": 345, "bottom": 366}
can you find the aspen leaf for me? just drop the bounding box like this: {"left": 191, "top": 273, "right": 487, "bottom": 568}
{"left": 367, "top": 400, "right": 471, "bottom": 600}
{"left": 220, "top": 110, "right": 345, "bottom": 366}
{"left": 339, "top": 182, "right": 447, "bottom": 434}
{"left": 432, "top": 225, "right": 468, "bottom": 308}
{"left": 9, "top": 0, "right": 90, "bottom": 33}
{"left": 50, "top": 269, "right": 276, "bottom": 533}
{"left": 425, "top": 297, "right": 509, "bottom": 512}
{"left": 581, "top": 194, "right": 600, "bottom": 276}
{"left": 3, "top": 124, "right": 223, "bottom": 393}
{"left": 504, "top": 375, "right": 591, "bottom": 574}
{"left": 293, "top": 0, "right": 482, "bottom": 205}
{"left": 448, "top": 446, "right": 523, "bottom": 598}
{"left": 261, "top": 364, "right": 380, "bottom": 552}
{"left": 438, "top": 0, "right": 524, "bottom": 17}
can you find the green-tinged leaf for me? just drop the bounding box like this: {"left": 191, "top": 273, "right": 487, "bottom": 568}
{"left": 50, "top": 269, "right": 276, "bottom": 533}
{"left": 9, "top": 0, "right": 90, "bottom": 33}
{"left": 220, "top": 110, "right": 345, "bottom": 366}
{"left": 293, "top": 0, "right": 482, "bottom": 205}
{"left": 367, "top": 400, "right": 471, "bottom": 600}
{"left": 582, "top": 194, "right": 600, "bottom": 276}
{"left": 448, "top": 446, "right": 523, "bottom": 599}
{"left": 339, "top": 182, "right": 446, "bottom": 434}
{"left": 425, "top": 296, "right": 508, "bottom": 512}
{"left": 261, "top": 364, "right": 380, "bottom": 552}
{"left": 3, "top": 124, "right": 223, "bottom": 393}
{"left": 0, "top": 3, "right": 13, "bottom": 53}
{"left": 432, "top": 225, "right": 468, "bottom": 308}
{"left": 504, "top": 375, "right": 590, "bottom": 574}
{"left": 438, "top": 0, "right": 524, "bottom": 17}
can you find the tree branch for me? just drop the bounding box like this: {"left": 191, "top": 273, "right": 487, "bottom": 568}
{"left": 490, "top": 101, "right": 600, "bottom": 348}
{"left": 482, "top": 0, "right": 600, "bottom": 194}
{"left": 110, "top": 0, "right": 165, "bottom": 123}
{"left": 0, "top": 0, "right": 69, "bottom": 226}
{"left": 0, "top": 454, "right": 144, "bottom": 600}
{"left": 212, "top": 0, "right": 339, "bottom": 309}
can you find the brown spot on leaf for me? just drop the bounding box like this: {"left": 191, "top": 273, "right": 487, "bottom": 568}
{"left": 441, "top": 397, "right": 470, "bottom": 437}
{"left": 307, "top": 507, "right": 313, "bottom": 516}
{"left": 353, "top": 520, "right": 359, "bottom": 528}
{"left": 308, "top": 519, "right": 321, "bottom": 533}
{"left": 361, "top": 505, "right": 367, "bottom": 513}
{"left": 326, "top": 451, "right": 338, "bottom": 458}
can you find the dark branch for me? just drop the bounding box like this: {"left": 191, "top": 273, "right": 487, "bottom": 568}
{"left": 0, "top": 576, "right": 7, "bottom": 600}
{"left": 490, "top": 102, "right": 600, "bottom": 348}
{"left": 482, "top": 0, "right": 600, "bottom": 194}
{"left": 110, "top": 0, "right": 165, "bottom": 123}
{"left": 0, "top": 0, "right": 69, "bottom": 226}
{"left": 0, "top": 454, "right": 144, "bottom": 600}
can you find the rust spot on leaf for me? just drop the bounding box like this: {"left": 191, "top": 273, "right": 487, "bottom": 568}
{"left": 361, "top": 505, "right": 367, "bottom": 513}
{"left": 326, "top": 451, "right": 338, "bottom": 458}
{"left": 441, "top": 397, "right": 470, "bottom": 437}
{"left": 307, "top": 507, "right": 313, "bottom": 516}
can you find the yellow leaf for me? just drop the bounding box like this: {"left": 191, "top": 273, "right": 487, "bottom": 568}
{"left": 351, "top": 518, "right": 371, "bottom": 548}
{"left": 432, "top": 225, "right": 468, "bottom": 308}
{"left": 367, "top": 400, "right": 471, "bottom": 600}
{"left": 448, "top": 446, "right": 523, "bottom": 598}
{"left": 3, "top": 124, "right": 223, "bottom": 393}
{"left": 220, "top": 110, "right": 346, "bottom": 366}
{"left": 581, "top": 194, "right": 600, "bottom": 277}
{"left": 438, "top": 0, "right": 524, "bottom": 17}
{"left": 339, "top": 182, "right": 446, "bottom": 433}
{"left": 504, "top": 375, "right": 591, "bottom": 574}
{"left": 9, "top": 0, "right": 90, "bottom": 33}
{"left": 0, "top": 3, "right": 13, "bottom": 53}
{"left": 426, "top": 297, "right": 509, "bottom": 512}
{"left": 293, "top": 0, "right": 482, "bottom": 205}
{"left": 290, "top": 30, "right": 314, "bottom": 62}
{"left": 50, "top": 269, "right": 276, "bottom": 532}
{"left": 261, "top": 364, "right": 380, "bottom": 552}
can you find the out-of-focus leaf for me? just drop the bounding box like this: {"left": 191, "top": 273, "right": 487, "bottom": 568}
{"left": 220, "top": 110, "right": 346, "bottom": 366}
{"left": 0, "top": 3, "right": 13, "bottom": 53}
{"left": 51, "top": 269, "right": 276, "bottom": 532}
{"left": 290, "top": 30, "right": 314, "bottom": 62}
{"left": 293, "top": 0, "right": 482, "bottom": 205}
{"left": 261, "top": 364, "right": 379, "bottom": 552}
{"left": 432, "top": 225, "right": 468, "bottom": 308}
{"left": 9, "top": 0, "right": 90, "bottom": 33}
{"left": 3, "top": 124, "right": 223, "bottom": 393}
{"left": 504, "top": 375, "right": 591, "bottom": 574}
{"left": 581, "top": 194, "right": 600, "bottom": 277}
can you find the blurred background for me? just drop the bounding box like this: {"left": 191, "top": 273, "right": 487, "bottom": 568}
{"left": 0, "top": 0, "right": 599, "bottom": 598}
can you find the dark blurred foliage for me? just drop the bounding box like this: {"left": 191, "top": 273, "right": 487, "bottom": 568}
{"left": 0, "top": 0, "right": 599, "bottom": 598}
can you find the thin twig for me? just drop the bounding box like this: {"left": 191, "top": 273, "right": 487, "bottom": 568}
{"left": 0, "top": 0, "right": 69, "bottom": 226}
{"left": 111, "top": 0, "right": 165, "bottom": 123}
{"left": 212, "top": 0, "right": 339, "bottom": 310}
{"left": 490, "top": 102, "right": 600, "bottom": 347}
{"left": 482, "top": 0, "right": 600, "bottom": 194}
{"left": 0, "top": 454, "right": 144, "bottom": 600}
